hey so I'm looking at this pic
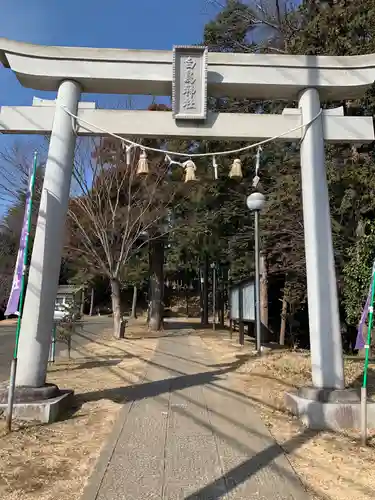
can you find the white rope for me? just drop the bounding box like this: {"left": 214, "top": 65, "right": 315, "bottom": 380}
{"left": 61, "top": 105, "right": 322, "bottom": 159}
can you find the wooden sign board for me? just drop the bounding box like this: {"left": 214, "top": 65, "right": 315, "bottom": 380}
{"left": 172, "top": 45, "right": 208, "bottom": 121}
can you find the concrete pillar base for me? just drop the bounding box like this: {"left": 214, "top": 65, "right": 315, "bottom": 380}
{"left": 0, "top": 383, "right": 60, "bottom": 403}
{"left": 296, "top": 386, "right": 360, "bottom": 403}
{"left": 0, "top": 383, "right": 74, "bottom": 423}
{"left": 0, "top": 390, "right": 74, "bottom": 424}
{"left": 285, "top": 387, "right": 375, "bottom": 430}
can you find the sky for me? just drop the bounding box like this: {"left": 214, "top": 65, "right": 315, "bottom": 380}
{"left": 0, "top": 0, "right": 212, "bottom": 107}
{"left": 0, "top": 0, "right": 216, "bottom": 214}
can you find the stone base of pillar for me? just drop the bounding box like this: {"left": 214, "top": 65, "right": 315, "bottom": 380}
{"left": 0, "top": 383, "right": 59, "bottom": 403}
{"left": 0, "top": 383, "right": 74, "bottom": 423}
{"left": 285, "top": 387, "right": 375, "bottom": 430}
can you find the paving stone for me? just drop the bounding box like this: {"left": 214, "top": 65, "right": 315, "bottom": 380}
{"left": 86, "top": 331, "right": 310, "bottom": 500}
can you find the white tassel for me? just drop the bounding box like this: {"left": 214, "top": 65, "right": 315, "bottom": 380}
{"left": 252, "top": 146, "right": 262, "bottom": 187}
{"left": 255, "top": 146, "right": 262, "bottom": 176}
{"left": 126, "top": 145, "right": 133, "bottom": 166}
{"left": 213, "top": 156, "right": 218, "bottom": 180}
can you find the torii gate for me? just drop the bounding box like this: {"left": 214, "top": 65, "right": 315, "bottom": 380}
{"left": 0, "top": 39, "right": 374, "bottom": 407}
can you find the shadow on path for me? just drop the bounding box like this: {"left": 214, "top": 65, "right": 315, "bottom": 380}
{"left": 185, "top": 430, "right": 315, "bottom": 499}
{"left": 78, "top": 354, "right": 251, "bottom": 405}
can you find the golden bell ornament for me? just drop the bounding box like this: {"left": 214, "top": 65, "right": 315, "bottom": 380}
{"left": 229, "top": 158, "right": 243, "bottom": 179}
{"left": 183, "top": 160, "right": 197, "bottom": 183}
{"left": 137, "top": 149, "right": 149, "bottom": 175}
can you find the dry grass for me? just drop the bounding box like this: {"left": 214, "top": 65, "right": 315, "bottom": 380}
{"left": 201, "top": 332, "right": 375, "bottom": 500}
{"left": 0, "top": 321, "right": 158, "bottom": 500}
{"left": 1, "top": 316, "right": 374, "bottom": 500}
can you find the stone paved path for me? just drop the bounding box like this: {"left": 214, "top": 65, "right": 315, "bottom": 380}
{"left": 83, "top": 331, "right": 310, "bottom": 500}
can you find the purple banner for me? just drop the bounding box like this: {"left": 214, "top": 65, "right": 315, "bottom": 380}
{"left": 355, "top": 280, "right": 373, "bottom": 350}
{"left": 4, "top": 165, "right": 33, "bottom": 316}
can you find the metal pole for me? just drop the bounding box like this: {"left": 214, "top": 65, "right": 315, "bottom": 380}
{"left": 361, "top": 260, "right": 375, "bottom": 446}
{"left": 361, "top": 386, "right": 367, "bottom": 446}
{"left": 254, "top": 210, "right": 261, "bottom": 354}
{"left": 203, "top": 255, "right": 209, "bottom": 326}
{"left": 6, "top": 358, "right": 17, "bottom": 432}
{"left": 212, "top": 263, "right": 216, "bottom": 331}
{"left": 49, "top": 323, "right": 57, "bottom": 364}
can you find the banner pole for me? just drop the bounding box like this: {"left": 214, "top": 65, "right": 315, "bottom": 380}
{"left": 6, "top": 151, "right": 38, "bottom": 432}
{"left": 361, "top": 260, "right": 375, "bottom": 446}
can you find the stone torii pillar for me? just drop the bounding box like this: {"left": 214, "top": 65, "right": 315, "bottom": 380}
{"left": 299, "top": 88, "right": 344, "bottom": 390}
{"left": 16, "top": 80, "right": 81, "bottom": 387}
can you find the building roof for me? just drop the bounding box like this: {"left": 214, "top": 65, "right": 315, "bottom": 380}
{"left": 56, "top": 285, "right": 83, "bottom": 295}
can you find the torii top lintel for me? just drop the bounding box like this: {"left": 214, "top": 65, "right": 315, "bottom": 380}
{"left": 1, "top": 37, "right": 375, "bottom": 101}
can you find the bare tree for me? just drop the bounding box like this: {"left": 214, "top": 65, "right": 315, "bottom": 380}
{"left": 204, "top": 0, "right": 296, "bottom": 53}
{"left": 0, "top": 232, "right": 14, "bottom": 310}
{"left": 66, "top": 137, "right": 184, "bottom": 337}
{"left": 0, "top": 141, "right": 46, "bottom": 204}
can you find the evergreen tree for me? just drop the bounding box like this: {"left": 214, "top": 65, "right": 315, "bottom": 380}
{"left": 169, "top": 0, "right": 375, "bottom": 344}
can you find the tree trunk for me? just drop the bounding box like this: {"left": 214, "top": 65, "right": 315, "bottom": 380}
{"left": 131, "top": 285, "right": 137, "bottom": 319}
{"left": 202, "top": 254, "right": 209, "bottom": 326}
{"left": 111, "top": 278, "right": 124, "bottom": 339}
{"left": 199, "top": 266, "right": 204, "bottom": 324}
{"left": 212, "top": 263, "right": 216, "bottom": 329}
{"left": 279, "top": 286, "right": 288, "bottom": 346}
{"left": 260, "top": 253, "right": 268, "bottom": 329}
{"left": 89, "top": 287, "right": 94, "bottom": 316}
{"left": 219, "top": 283, "right": 225, "bottom": 327}
{"left": 80, "top": 289, "right": 85, "bottom": 315}
{"left": 239, "top": 286, "right": 244, "bottom": 346}
{"left": 184, "top": 269, "right": 189, "bottom": 317}
{"left": 148, "top": 238, "right": 164, "bottom": 331}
